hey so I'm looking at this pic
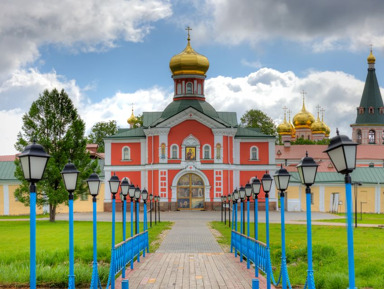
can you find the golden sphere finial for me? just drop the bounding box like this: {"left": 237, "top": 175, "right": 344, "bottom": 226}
{"left": 368, "top": 45, "right": 376, "bottom": 64}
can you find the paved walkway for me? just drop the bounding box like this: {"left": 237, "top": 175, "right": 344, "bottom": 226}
{"left": 114, "top": 211, "right": 273, "bottom": 288}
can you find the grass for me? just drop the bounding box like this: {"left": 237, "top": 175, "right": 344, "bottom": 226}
{"left": 0, "top": 213, "right": 49, "bottom": 219}
{"left": 315, "top": 213, "right": 384, "bottom": 225}
{"left": 211, "top": 221, "right": 384, "bottom": 289}
{"left": 0, "top": 220, "right": 172, "bottom": 287}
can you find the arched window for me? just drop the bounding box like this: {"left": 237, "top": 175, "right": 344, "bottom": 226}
{"left": 203, "top": 145, "right": 211, "bottom": 159}
{"left": 186, "top": 82, "right": 193, "bottom": 94}
{"left": 216, "top": 143, "right": 221, "bottom": 159}
{"left": 122, "top": 146, "right": 130, "bottom": 160}
{"left": 171, "top": 144, "right": 178, "bottom": 159}
{"left": 161, "top": 143, "right": 166, "bottom": 159}
{"left": 369, "top": 130, "right": 376, "bottom": 144}
{"left": 357, "top": 129, "right": 362, "bottom": 144}
{"left": 250, "top": 146, "right": 258, "bottom": 160}
{"left": 369, "top": 107, "right": 374, "bottom": 114}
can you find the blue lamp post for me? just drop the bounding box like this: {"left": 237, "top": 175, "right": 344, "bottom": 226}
{"left": 244, "top": 184, "right": 252, "bottom": 237}
{"left": 141, "top": 189, "right": 148, "bottom": 231}
{"left": 87, "top": 173, "right": 102, "bottom": 289}
{"left": 297, "top": 152, "right": 318, "bottom": 289}
{"left": 120, "top": 177, "right": 129, "bottom": 280}
{"left": 251, "top": 177, "right": 261, "bottom": 240}
{"left": 134, "top": 186, "right": 141, "bottom": 235}
{"left": 128, "top": 184, "right": 135, "bottom": 237}
{"left": 227, "top": 194, "right": 231, "bottom": 227}
{"left": 324, "top": 130, "right": 358, "bottom": 289}
{"left": 274, "top": 165, "right": 291, "bottom": 289}
{"left": 233, "top": 189, "right": 239, "bottom": 232}
{"left": 19, "top": 141, "right": 50, "bottom": 289}
{"left": 239, "top": 186, "right": 245, "bottom": 234}
{"left": 108, "top": 173, "right": 120, "bottom": 289}
{"left": 61, "top": 161, "right": 80, "bottom": 289}
{"left": 149, "top": 194, "right": 153, "bottom": 228}
{"left": 261, "top": 171, "right": 273, "bottom": 289}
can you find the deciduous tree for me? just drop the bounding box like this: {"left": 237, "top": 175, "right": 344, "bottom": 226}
{"left": 240, "top": 109, "right": 277, "bottom": 137}
{"left": 14, "top": 88, "right": 98, "bottom": 222}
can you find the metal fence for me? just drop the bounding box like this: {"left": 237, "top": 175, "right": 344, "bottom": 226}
{"left": 106, "top": 230, "right": 149, "bottom": 289}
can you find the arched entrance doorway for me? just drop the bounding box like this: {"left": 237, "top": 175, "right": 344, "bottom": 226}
{"left": 177, "top": 173, "right": 205, "bottom": 210}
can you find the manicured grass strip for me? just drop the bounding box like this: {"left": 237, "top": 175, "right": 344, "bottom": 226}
{"left": 211, "top": 221, "right": 384, "bottom": 289}
{"left": 0, "top": 220, "right": 172, "bottom": 287}
{"left": 0, "top": 213, "right": 49, "bottom": 219}
{"left": 315, "top": 213, "right": 384, "bottom": 225}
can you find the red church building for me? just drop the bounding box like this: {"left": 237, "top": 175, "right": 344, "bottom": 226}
{"left": 104, "top": 33, "right": 276, "bottom": 211}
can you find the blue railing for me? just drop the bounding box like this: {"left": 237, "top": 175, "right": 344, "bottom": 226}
{"left": 106, "top": 230, "right": 149, "bottom": 289}
{"left": 231, "top": 230, "right": 268, "bottom": 275}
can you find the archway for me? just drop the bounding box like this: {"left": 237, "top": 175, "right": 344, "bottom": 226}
{"left": 177, "top": 173, "right": 205, "bottom": 210}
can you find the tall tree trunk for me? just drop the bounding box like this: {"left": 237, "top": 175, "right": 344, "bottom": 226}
{"left": 49, "top": 204, "right": 56, "bottom": 222}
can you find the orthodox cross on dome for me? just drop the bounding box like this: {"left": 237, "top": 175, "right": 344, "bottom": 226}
{"left": 282, "top": 106, "right": 288, "bottom": 120}
{"left": 185, "top": 26, "right": 192, "bottom": 41}
{"left": 316, "top": 104, "right": 321, "bottom": 118}
{"left": 287, "top": 109, "right": 292, "bottom": 121}
{"left": 320, "top": 108, "right": 325, "bottom": 121}
{"left": 301, "top": 90, "right": 307, "bottom": 109}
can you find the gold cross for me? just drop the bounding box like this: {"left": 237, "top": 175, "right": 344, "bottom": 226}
{"left": 186, "top": 26, "right": 192, "bottom": 40}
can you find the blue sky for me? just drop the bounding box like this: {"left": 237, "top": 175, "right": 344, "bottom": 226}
{"left": 1, "top": 0, "right": 384, "bottom": 154}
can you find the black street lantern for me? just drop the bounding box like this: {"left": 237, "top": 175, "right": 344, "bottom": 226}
{"left": 233, "top": 189, "right": 239, "bottom": 201}
{"left": 252, "top": 177, "right": 261, "bottom": 199}
{"left": 297, "top": 152, "right": 319, "bottom": 186}
{"left": 61, "top": 162, "right": 80, "bottom": 193}
{"left": 261, "top": 171, "right": 273, "bottom": 195}
{"left": 120, "top": 178, "right": 129, "bottom": 198}
{"left": 245, "top": 183, "right": 252, "bottom": 200}
{"left": 87, "top": 173, "right": 101, "bottom": 197}
{"left": 232, "top": 192, "right": 236, "bottom": 202}
{"left": 128, "top": 183, "right": 135, "bottom": 200}
{"left": 141, "top": 189, "right": 148, "bottom": 203}
{"left": 109, "top": 173, "right": 120, "bottom": 195}
{"left": 324, "top": 129, "right": 358, "bottom": 175}
{"left": 19, "top": 141, "right": 50, "bottom": 183}
{"left": 239, "top": 186, "right": 246, "bottom": 200}
{"left": 274, "top": 165, "right": 291, "bottom": 192}
{"left": 150, "top": 194, "right": 153, "bottom": 201}
{"left": 134, "top": 186, "right": 141, "bottom": 201}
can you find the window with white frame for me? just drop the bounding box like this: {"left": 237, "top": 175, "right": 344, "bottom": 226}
{"left": 171, "top": 144, "right": 179, "bottom": 159}
{"left": 186, "top": 82, "right": 193, "bottom": 94}
{"left": 122, "top": 146, "right": 130, "bottom": 160}
{"left": 250, "top": 146, "right": 258, "bottom": 160}
{"left": 203, "top": 145, "right": 211, "bottom": 159}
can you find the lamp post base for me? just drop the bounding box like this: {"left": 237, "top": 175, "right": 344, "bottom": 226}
{"left": 68, "top": 275, "right": 75, "bottom": 289}
{"left": 304, "top": 270, "right": 315, "bottom": 289}
{"left": 90, "top": 262, "right": 102, "bottom": 289}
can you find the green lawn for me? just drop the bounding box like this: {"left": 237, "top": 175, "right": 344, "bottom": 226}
{"left": 211, "top": 221, "right": 384, "bottom": 289}
{"left": 0, "top": 220, "right": 172, "bottom": 287}
{"left": 0, "top": 213, "right": 49, "bottom": 219}
{"left": 315, "top": 213, "right": 384, "bottom": 225}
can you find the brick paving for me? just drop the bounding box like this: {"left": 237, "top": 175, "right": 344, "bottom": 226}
{"left": 114, "top": 211, "right": 275, "bottom": 289}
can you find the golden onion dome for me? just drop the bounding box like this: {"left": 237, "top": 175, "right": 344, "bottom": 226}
{"left": 169, "top": 34, "right": 209, "bottom": 76}
{"left": 127, "top": 109, "right": 137, "bottom": 126}
{"left": 277, "top": 117, "right": 292, "bottom": 135}
{"left": 367, "top": 48, "right": 376, "bottom": 64}
{"left": 293, "top": 100, "right": 315, "bottom": 129}
{"left": 311, "top": 114, "right": 327, "bottom": 134}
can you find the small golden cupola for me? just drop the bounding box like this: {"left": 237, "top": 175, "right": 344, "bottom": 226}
{"left": 277, "top": 108, "right": 292, "bottom": 135}
{"left": 127, "top": 107, "right": 137, "bottom": 128}
{"left": 169, "top": 27, "right": 210, "bottom": 76}
{"left": 321, "top": 108, "right": 331, "bottom": 137}
{"left": 367, "top": 46, "right": 376, "bottom": 69}
{"left": 293, "top": 92, "right": 315, "bottom": 129}
{"left": 311, "top": 107, "right": 327, "bottom": 134}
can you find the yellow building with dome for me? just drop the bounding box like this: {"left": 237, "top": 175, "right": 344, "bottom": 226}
{"left": 277, "top": 96, "right": 329, "bottom": 143}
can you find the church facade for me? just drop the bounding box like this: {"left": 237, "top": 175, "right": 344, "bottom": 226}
{"left": 103, "top": 34, "right": 276, "bottom": 211}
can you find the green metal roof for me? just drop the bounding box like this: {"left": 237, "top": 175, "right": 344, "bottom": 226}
{"left": 353, "top": 68, "right": 384, "bottom": 125}
{"left": 151, "top": 99, "right": 232, "bottom": 127}
{"left": 143, "top": 112, "right": 162, "bottom": 127}
{"left": 105, "top": 127, "right": 145, "bottom": 139}
{"left": 235, "top": 127, "right": 275, "bottom": 138}
{"left": 0, "top": 161, "right": 17, "bottom": 180}
{"left": 290, "top": 167, "right": 384, "bottom": 184}
{"left": 217, "top": 112, "right": 238, "bottom": 127}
